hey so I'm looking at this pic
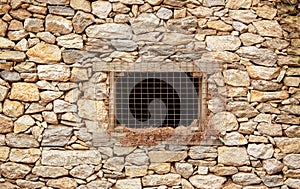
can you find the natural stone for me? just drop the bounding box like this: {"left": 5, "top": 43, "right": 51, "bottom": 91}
{"left": 47, "top": 177, "right": 77, "bottom": 189}
{"left": 148, "top": 151, "right": 187, "bottom": 163}
{"left": 24, "top": 18, "right": 44, "bottom": 32}
{"left": 256, "top": 5, "right": 277, "bottom": 19}
{"left": 237, "top": 47, "right": 277, "bottom": 67}
{"left": 189, "top": 6, "right": 214, "bottom": 18}
{"left": 92, "top": 1, "right": 112, "bottom": 19}
{"left": 149, "top": 163, "right": 170, "bottom": 174}
{"left": 201, "top": 51, "right": 240, "bottom": 63}
{"left": 207, "top": 20, "right": 233, "bottom": 31}
{"left": 72, "top": 11, "right": 94, "bottom": 33}
{"left": 45, "top": 14, "right": 73, "bottom": 34}
{"left": 86, "top": 23, "right": 132, "bottom": 39}
{"left": 120, "top": 0, "right": 144, "bottom": 4}
{"left": 16, "top": 180, "right": 45, "bottom": 189}
{"left": 218, "top": 147, "right": 250, "bottom": 166}
{"left": 25, "top": 103, "right": 46, "bottom": 114}
{"left": 0, "top": 50, "right": 26, "bottom": 61}
{"left": 263, "top": 158, "right": 283, "bottom": 174}
{"left": 70, "top": 164, "right": 94, "bottom": 179}
{"left": 284, "top": 154, "right": 300, "bottom": 169}
{"left": 223, "top": 69, "right": 250, "bottom": 87}
{"left": 0, "top": 146, "right": 9, "bottom": 161}
{"left": 232, "top": 173, "right": 261, "bottom": 186}
{"left": 53, "top": 99, "right": 77, "bottom": 113}
{"left": 0, "top": 162, "right": 31, "bottom": 179}
{"left": 284, "top": 77, "right": 300, "bottom": 87}
{"left": 156, "top": 7, "right": 173, "bottom": 20}
{"left": 0, "top": 71, "right": 21, "bottom": 82}
{"left": 286, "top": 67, "right": 300, "bottom": 76}
{"left": 70, "top": 0, "right": 91, "bottom": 12}
{"left": 27, "top": 43, "right": 61, "bottom": 63}
{"left": 32, "top": 166, "right": 68, "bottom": 178}
{"left": 37, "top": 65, "right": 70, "bottom": 81}
{"left": 223, "top": 132, "right": 247, "bottom": 146}
{"left": 247, "top": 144, "right": 274, "bottom": 159}
{"left": 175, "top": 163, "right": 193, "bottom": 178}
{"left": 6, "top": 133, "right": 39, "bottom": 148}
{"left": 229, "top": 10, "right": 256, "bottom": 24}
{"left": 14, "top": 115, "right": 35, "bottom": 133}
{"left": 142, "top": 174, "right": 181, "bottom": 186}
{"left": 257, "top": 123, "right": 282, "bottom": 136}
{"left": 42, "top": 150, "right": 101, "bottom": 166}
{"left": 0, "top": 19, "right": 8, "bottom": 37}
{"left": 77, "top": 99, "right": 107, "bottom": 121}
{"left": 189, "top": 174, "right": 227, "bottom": 189}
{"left": 3, "top": 99, "right": 24, "bottom": 118}
{"left": 285, "top": 126, "right": 300, "bottom": 137}
{"left": 42, "top": 125, "right": 73, "bottom": 146}
{"left": 206, "top": 36, "right": 241, "bottom": 51}
{"left": 226, "top": 0, "right": 251, "bottom": 9}
{"left": 145, "top": 0, "right": 163, "bottom": 5}
{"left": 263, "top": 38, "right": 289, "bottom": 50}
{"left": 251, "top": 80, "right": 282, "bottom": 91}
{"left": 227, "top": 101, "right": 259, "bottom": 118}
{"left": 247, "top": 66, "right": 280, "bottom": 80}
{"left": 10, "top": 83, "right": 39, "bottom": 102}
{"left": 284, "top": 178, "right": 300, "bottom": 189}
{"left": 250, "top": 90, "right": 289, "bottom": 102}
{"left": 9, "top": 148, "right": 41, "bottom": 163}
{"left": 253, "top": 20, "right": 283, "bottom": 37}
{"left": 103, "top": 157, "right": 124, "bottom": 171}
{"left": 210, "top": 166, "right": 238, "bottom": 176}
{"left": 115, "top": 178, "right": 142, "bottom": 189}
{"left": 0, "top": 114, "right": 13, "bottom": 133}
{"left": 189, "top": 146, "right": 217, "bottom": 159}
{"left": 275, "top": 137, "right": 300, "bottom": 153}
{"left": 240, "top": 33, "right": 265, "bottom": 46}
{"left": 126, "top": 152, "right": 149, "bottom": 166}
{"left": 0, "top": 37, "right": 15, "bottom": 49}
{"left": 239, "top": 121, "right": 257, "bottom": 134}
{"left": 40, "top": 91, "right": 63, "bottom": 103}
{"left": 262, "top": 175, "right": 283, "bottom": 187}
{"left": 166, "top": 16, "right": 197, "bottom": 34}
{"left": 36, "top": 32, "right": 56, "bottom": 44}
{"left": 209, "top": 112, "right": 239, "bottom": 131}
{"left": 57, "top": 34, "right": 83, "bottom": 49}
{"left": 125, "top": 165, "right": 148, "bottom": 177}
{"left": 130, "top": 13, "right": 160, "bottom": 34}
{"left": 9, "top": 9, "right": 32, "bottom": 21}
{"left": 111, "top": 40, "right": 138, "bottom": 52}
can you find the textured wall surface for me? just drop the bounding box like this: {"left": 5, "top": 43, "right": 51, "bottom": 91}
{"left": 0, "top": 0, "right": 300, "bottom": 188}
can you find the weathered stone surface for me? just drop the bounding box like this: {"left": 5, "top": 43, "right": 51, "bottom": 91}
{"left": 286, "top": 67, "right": 300, "bottom": 76}
{"left": 37, "top": 0, "right": 69, "bottom": 5}
{"left": 16, "top": 180, "right": 45, "bottom": 189}
{"left": 0, "top": 37, "right": 15, "bottom": 49}
{"left": 0, "top": 71, "right": 21, "bottom": 82}
{"left": 103, "top": 157, "right": 124, "bottom": 171}
{"left": 189, "top": 146, "right": 217, "bottom": 159}
{"left": 0, "top": 19, "right": 8, "bottom": 37}
{"left": 162, "top": 33, "right": 194, "bottom": 45}
{"left": 77, "top": 99, "right": 107, "bottom": 121}
{"left": 223, "top": 132, "right": 248, "bottom": 146}
{"left": 0, "top": 50, "right": 26, "bottom": 61}
{"left": 115, "top": 178, "right": 142, "bottom": 189}
{"left": 125, "top": 165, "right": 147, "bottom": 177}
{"left": 189, "top": 174, "right": 227, "bottom": 189}
{"left": 3, "top": 99, "right": 24, "bottom": 118}
{"left": 72, "top": 11, "right": 94, "bottom": 33}
{"left": 201, "top": 51, "right": 240, "bottom": 63}
{"left": 48, "top": 5, "right": 74, "bottom": 16}
{"left": 239, "top": 121, "right": 257, "bottom": 134}
{"left": 27, "top": 43, "right": 61, "bottom": 63}
{"left": 111, "top": 40, "right": 138, "bottom": 51}
{"left": 232, "top": 173, "right": 261, "bottom": 186}
{"left": 227, "top": 101, "right": 259, "bottom": 118}
{"left": 25, "top": 103, "right": 46, "bottom": 114}
{"left": 209, "top": 112, "right": 239, "bottom": 132}
{"left": 42, "top": 125, "right": 73, "bottom": 146}
{"left": 14, "top": 115, "right": 35, "bottom": 133}
{"left": 263, "top": 38, "right": 289, "bottom": 50}
{"left": 276, "top": 114, "right": 300, "bottom": 125}
{"left": 140, "top": 45, "right": 174, "bottom": 56}
{"left": 206, "top": 36, "right": 241, "bottom": 51}
{"left": 32, "top": 166, "right": 68, "bottom": 178}
{"left": 237, "top": 47, "right": 277, "bottom": 67}
{"left": 9, "top": 148, "right": 41, "bottom": 163}
{"left": 142, "top": 174, "right": 181, "bottom": 186}
{"left": 250, "top": 90, "right": 289, "bottom": 102}
{"left": 229, "top": 10, "right": 256, "bottom": 24}
{"left": 157, "top": 7, "right": 173, "bottom": 20}
{"left": 166, "top": 16, "right": 197, "bottom": 34}
{"left": 148, "top": 151, "right": 187, "bottom": 163}
{"left": 37, "top": 65, "right": 70, "bottom": 81}
{"left": 120, "top": 0, "right": 144, "bottom": 4}
{"left": 210, "top": 165, "right": 238, "bottom": 176}
{"left": 226, "top": 0, "right": 251, "bottom": 9}
{"left": 247, "top": 144, "right": 274, "bottom": 159}
{"left": 284, "top": 154, "right": 300, "bottom": 169}
{"left": 45, "top": 14, "right": 73, "bottom": 34}
{"left": 218, "top": 147, "right": 250, "bottom": 166}
{"left": 126, "top": 152, "right": 149, "bottom": 166}
{"left": 207, "top": 20, "right": 233, "bottom": 31}
{"left": 0, "top": 114, "right": 13, "bottom": 133}
{"left": 0, "top": 162, "right": 31, "bottom": 179}
{"left": 175, "top": 163, "right": 193, "bottom": 178}
{"left": 189, "top": 6, "right": 214, "bottom": 18}
{"left": 70, "top": 0, "right": 91, "bottom": 12}
{"left": 285, "top": 126, "right": 300, "bottom": 137}
{"left": 251, "top": 80, "right": 282, "bottom": 91}
{"left": 240, "top": 33, "right": 265, "bottom": 46}
{"left": 0, "top": 86, "right": 8, "bottom": 102}
{"left": 86, "top": 23, "right": 132, "bottom": 39}
{"left": 285, "top": 178, "right": 300, "bottom": 189}
{"left": 42, "top": 150, "right": 101, "bottom": 166}
{"left": 257, "top": 123, "right": 282, "bottom": 136}
{"left": 36, "top": 32, "right": 56, "bottom": 44}
{"left": 47, "top": 177, "right": 77, "bottom": 189}
{"left": 53, "top": 99, "right": 77, "bottom": 113}
{"left": 40, "top": 91, "right": 63, "bottom": 103}
{"left": 10, "top": 83, "right": 39, "bottom": 102}
{"left": 6, "top": 133, "right": 39, "bottom": 148}
{"left": 70, "top": 164, "right": 94, "bottom": 179}
{"left": 256, "top": 5, "right": 277, "bottom": 20}
{"left": 284, "top": 77, "right": 300, "bottom": 87}
{"left": 130, "top": 13, "right": 159, "bottom": 34}
{"left": 92, "top": 1, "right": 112, "bottom": 19}
{"left": 0, "top": 146, "right": 9, "bottom": 161}
{"left": 275, "top": 137, "right": 300, "bottom": 153}
{"left": 253, "top": 20, "right": 283, "bottom": 37}
{"left": 57, "top": 34, "right": 83, "bottom": 49}
{"left": 223, "top": 69, "right": 250, "bottom": 87}
{"left": 263, "top": 158, "right": 283, "bottom": 174}
{"left": 24, "top": 18, "right": 44, "bottom": 32}
{"left": 262, "top": 175, "right": 283, "bottom": 187}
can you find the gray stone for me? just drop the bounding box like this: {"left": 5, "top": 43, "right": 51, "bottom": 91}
{"left": 86, "top": 23, "right": 132, "bottom": 39}
{"left": 257, "top": 123, "right": 282, "bottom": 136}
{"left": 77, "top": 99, "right": 107, "bottom": 122}
{"left": 111, "top": 40, "right": 138, "bottom": 51}
{"left": 72, "top": 11, "right": 94, "bottom": 34}
{"left": 139, "top": 45, "right": 174, "bottom": 56}
{"left": 126, "top": 152, "right": 149, "bottom": 166}
{"left": 156, "top": 7, "right": 173, "bottom": 19}
{"left": 262, "top": 175, "right": 283, "bottom": 187}
{"left": 70, "top": 164, "right": 94, "bottom": 179}
{"left": 203, "top": 0, "right": 225, "bottom": 7}
{"left": 175, "top": 163, "right": 193, "bottom": 178}
{"left": 148, "top": 151, "right": 187, "bottom": 162}
{"left": 53, "top": 99, "right": 77, "bottom": 113}
{"left": 41, "top": 150, "right": 101, "bottom": 166}
{"left": 253, "top": 20, "right": 283, "bottom": 37}
{"left": 115, "top": 178, "right": 142, "bottom": 189}
{"left": 189, "top": 146, "right": 217, "bottom": 159}
{"left": 263, "top": 158, "right": 284, "bottom": 174}
{"left": 142, "top": 174, "right": 181, "bottom": 186}
{"left": 48, "top": 5, "right": 75, "bottom": 16}
{"left": 209, "top": 112, "right": 239, "bottom": 132}
{"left": 0, "top": 70, "right": 21, "bottom": 82}
{"left": 24, "top": 18, "right": 44, "bottom": 32}
{"left": 0, "top": 162, "right": 31, "bottom": 179}
{"left": 189, "top": 174, "right": 227, "bottom": 189}
{"left": 130, "top": 13, "right": 160, "bottom": 34}
{"left": 6, "top": 133, "right": 39, "bottom": 148}
{"left": 285, "top": 178, "right": 300, "bottom": 189}
{"left": 237, "top": 47, "right": 277, "bottom": 67}
{"left": 9, "top": 148, "right": 41, "bottom": 163}
{"left": 32, "top": 166, "right": 68, "bottom": 178}
{"left": 206, "top": 36, "right": 241, "bottom": 51}
{"left": 42, "top": 125, "right": 73, "bottom": 146}
{"left": 232, "top": 173, "right": 261, "bottom": 186}
{"left": 218, "top": 147, "right": 250, "bottom": 166}
{"left": 284, "top": 154, "right": 300, "bottom": 169}
{"left": 45, "top": 14, "right": 73, "bottom": 34}
{"left": 247, "top": 144, "right": 274, "bottom": 159}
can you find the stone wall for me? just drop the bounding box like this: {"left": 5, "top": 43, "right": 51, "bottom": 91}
{"left": 0, "top": 0, "right": 300, "bottom": 188}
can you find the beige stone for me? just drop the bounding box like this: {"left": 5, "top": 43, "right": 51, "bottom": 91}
{"left": 24, "top": 18, "right": 44, "bottom": 32}
{"left": 240, "top": 33, "right": 265, "bottom": 46}
{"left": 209, "top": 112, "right": 239, "bottom": 132}
{"left": 126, "top": 152, "right": 149, "bottom": 166}
{"left": 47, "top": 177, "right": 77, "bottom": 189}
{"left": 10, "top": 83, "right": 39, "bottom": 102}
{"left": 206, "top": 36, "right": 241, "bottom": 51}
{"left": 142, "top": 174, "right": 181, "bottom": 186}
{"left": 275, "top": 137, "right": 300, "bottom": 153}
{"left": 250, "top": 90, "right": 289, "bottom": 102}
{"left": 207, "top": 20, "right": 233, "bottom": 31}
{"left": 78, "top": 99, "right": 107, "bottom": 121}
{"left": 32, "top": 166, "right": 68, "bottom": 178}
{"left": 10, "top": 9, "right": 32, "bottom": 21}
{"left": 42, "top": 111, "right": 58, "bottom": 124}
{"left": 86, "top": 23, "right": 132, "bottom": 39}
{"left": 189, "top": 146, "right": 217, "bottom": 159}
{"left": 70, "top": 0, "right": 91, "bottom": 12}
{"left": 37, "top": 65, "right": 70, "bottom": 81}
{"left": 125, "top": 165, "right": 148, "bottom": 177}
{"left": 0, "top": 37, "right": 15, "bottom": 49}
{"left": 70, "top": 164, "right": 94, "bottom": 179}
{"left": 247, "top": 144, "right": 274, "bottom": 159}
{"left": 148, "top": 151, "right": 187, "bottom": 163}
{"left": 257, "top": 123, "right": 282, "bottom": 136}
{"left": 45, "top": 14, "right": 73, "bottom": 34}
{"left": 263, "top": 158, "right": 283, "bottom": 174}
{"left": 0, "top": 50, "right": 26, "bottom": 61}
{"left": 40, "top": 91, "right": 64, "bottom": 103}
{"left": 36, "top": 32, "right": 56, "bottom": 44}
{"left": 57, "top": 33, "right": 83, "bottom": 49}
{"left": 72, "top": 11, "right": 94, "bottom": 33}
{"left": 247, "top": 66, "right": 280, "bottom": 80}
{"left": 0, "top": 162, "right": 31, "bottom": 179}
{"left": 92, "top": 1, "right": 112, "bottom": 19}
{"left": 189, "top": 6, "right": 214, "bottom": 18}
{"left": 229, "top": 10, "right": 257, "bottom": 24}
{"left": 284, "top": 154, "right": 300, "bottom": 169}
{"left": 253, "top": 20, "right": 283, "bottom": 37}
{"left": 27, "top": 43, "right": 61, "bottom": 64}
{"left": 6, "top": 133, "right": 39, "bottom": 148}
{"left": 223, "top": 132, "right": 247, "bottom": 146}
{"left": 232, "top": 173, "right": 261, "bottom": 186}
{"left": 189, "top": 174, "right": 227, "bottom": 189}
{"left": 0, "top": 114, "right": 13, "bottom": 133}
{"left": 9, "top": 148, "right": 41, "bottom": 163}
{"left": 256, "top": 6, "right": 277, "bottom": 20}
{"left": 16, "top": 180, "right": 45, "bottom": 189}
{"left": 149, "top": 163, "right": 170, "bottom": 174}
{"left": 130, "top": 13, "right": 160, "bottom": 34}
{"left": 210, "top": 166, "right": 238, "bottom": 176}
{"left": 218, "top": 147, "right": 250, "bottom": 166}
{"left": 115, "top": 178, "right": 142, "bottom": 189}
{"left": 223, "top": 69, "right": 250, "bottom": 87}
{"left": 3, "top": 99, "right": 24, "bottom": 118}
{"left": 0, "top": 146, "right": 10, "bottom": 161}
{"left": 0, "top": 19, "right": 8, "bottom": 37}
{"left": 8, "top": 30, "right": 29, "bottom": 41}
{"left": 14, "top": 115, "right": 35, "bottom": 133}
{"left": 201, "top": 51, "right": 240, "bottom": 63}
{"left": 145, "top": 0, "right": 163, "bottom": 5}
{"left": 175, "top": 163, "right": 193, "bottom": 178}
{"left": 226, "top": 0, "right": 252, "bottom": 9}
{"left": 70, "top": 67, "right": 89, "bottom": 81}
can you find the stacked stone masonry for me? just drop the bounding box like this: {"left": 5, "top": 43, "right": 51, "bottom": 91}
{"left": 0, "top": 0, "right": 299, "bottom": 188}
